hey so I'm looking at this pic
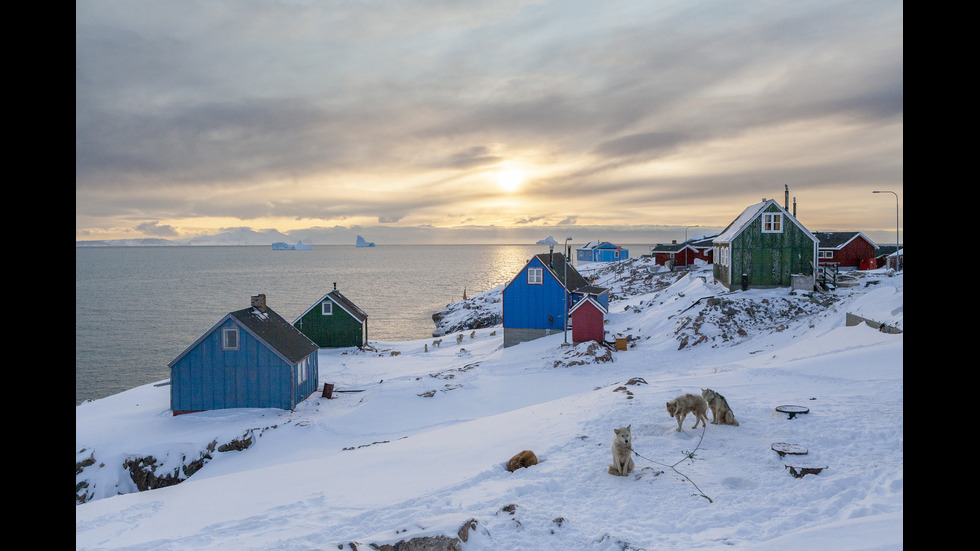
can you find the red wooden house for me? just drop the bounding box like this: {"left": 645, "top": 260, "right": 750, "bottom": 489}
{"left": 569, "top": 295, "right": 607, "bottom": 343}
{"left": 814, "top": 232, "right": 878, "bottom": 270}
{"left": 650, "top": 235, "right": 716, "bottom": 268}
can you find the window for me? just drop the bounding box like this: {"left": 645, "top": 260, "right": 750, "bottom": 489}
{"left": 528, "top": 267, "right": 543, "bottom": 284}
{"left": 819, "top": 250, "right": 834, "bottom": 259}
{"left": 297, "top": 357, "right": 308, "bottom": 384}
{"left": 762, "top": 213, "right": 782, "bottom": 233}
{"left": 321, "top": 301, "right": 333, "bottom": 315}
{"left": 714, "top": 245, "right": 730, "bottom": 267}
{"left": 222, "top": 328, "right": 239, "bottom": 350}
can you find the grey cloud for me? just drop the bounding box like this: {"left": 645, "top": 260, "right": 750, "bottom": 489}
{"left": 593, "top": 132, "right": 689, "bottom": 159}
{"left": 135, "top": 221, "right": 179, "bottom": 237}
{"left": 442, "top": 146, "right": 502, "bottom": 169}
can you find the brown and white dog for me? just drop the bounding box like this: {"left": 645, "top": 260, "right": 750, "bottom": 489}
{"left": 666, "top": 394, "right": 709, "bottom": 432}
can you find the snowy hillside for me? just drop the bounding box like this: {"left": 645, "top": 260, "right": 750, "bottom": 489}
{"left": 76, "top": 260, "right": 903, "bottom": 550}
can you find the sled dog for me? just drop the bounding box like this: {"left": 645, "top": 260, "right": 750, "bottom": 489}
{"left": 701, "top": 388, "right": 739, "bottom": 426}
{"left": 607, "top": 425, "right": 635, "bottom": 476}
{"left": 506, "top": 450, "right": 538, "bottom": 472}
{"left": 432, "top": 339, "right": 442, "bottom": 348}
{"left": 666, "top": 394, "right": 709, "bottom": 432}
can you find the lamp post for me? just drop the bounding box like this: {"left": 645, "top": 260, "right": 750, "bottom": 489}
{"left": 872, "top": 190, "right": 901, "bottom": 256}
{"left": 564, "top": 237, "right": 573, "bottom": 344}
{"left": 685, "top": 225, "right": 700, "bottom": 242}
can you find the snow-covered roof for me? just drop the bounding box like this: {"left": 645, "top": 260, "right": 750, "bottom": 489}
{"left": 713, "top": 199, "right": 816, "bottom": 245}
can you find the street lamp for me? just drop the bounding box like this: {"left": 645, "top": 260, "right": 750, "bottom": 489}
{"left": 685, "top": 225, "right": 700, "bottom": 242}
{"left": 872, "top": 190, "right": 901, "bottom": 255}
{"left": 564, "top": 237, "right": 573, "bottom": 344}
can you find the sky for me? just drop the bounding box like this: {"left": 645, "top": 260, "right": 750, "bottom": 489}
{"left": 76, "top": 0, "right": 903, "bottom": 245}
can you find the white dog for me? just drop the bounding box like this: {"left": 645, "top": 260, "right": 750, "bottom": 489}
{"left": 607, "top": 425, "right": 635, "bottom": 476}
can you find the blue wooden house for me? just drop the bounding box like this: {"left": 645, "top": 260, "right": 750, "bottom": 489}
{"left": 575, "top": 241, "right": 629, "bottom": 262}
{"left": 502, "top": 251, "right": 609, "bottom": 347}
{"left": 168, "top": 294, "right": 320, "bottom": 415}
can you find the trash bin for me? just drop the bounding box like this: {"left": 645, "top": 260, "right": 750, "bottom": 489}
{"left": 741, "top": 273, "right": 749, "bottom": 291}
{"left": 322, "top": 383, "right": 334, "bottom": 399}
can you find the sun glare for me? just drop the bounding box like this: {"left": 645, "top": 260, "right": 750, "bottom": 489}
{"left": 496, "top": 168, "right": 526, "bottom": 192}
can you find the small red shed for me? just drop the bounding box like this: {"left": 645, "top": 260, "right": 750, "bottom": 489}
{"left": 569, "top": 296, "right": 607, "bottom": 343}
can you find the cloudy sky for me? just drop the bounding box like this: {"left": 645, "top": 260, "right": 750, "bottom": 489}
{"left": 76, "top": 0, "right": 903, "bottom": 245}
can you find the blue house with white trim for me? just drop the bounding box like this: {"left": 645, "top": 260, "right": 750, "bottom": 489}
{"left": 575, "top": 241, "right": 628, "bottom": 262}
{"left": 502, "top": 250, "right": 609, "bottom": 347}
{"left": 168, "top": 294, "right": 320, "bottom": 415}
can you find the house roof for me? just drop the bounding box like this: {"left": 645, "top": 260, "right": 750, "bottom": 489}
{"left": 814, "top": 231, "right": 877, "bottom": 250}
{"left": 576, "top": 241, "right": 621, "bottom": 250}
{"left": 652, "top": 234, "right": 719, "bottom": 253}
{"left": 507, "top": 252, "right": 609, "bottom": 297}
{"left": 230, "top": 306, "right": 320, "bottom": 363}
{"left": 714, "top": 199, "right": 816, "bottom": 245}
{"left": 169, "top": 304, "right": 318, "bottom": 368}
{"left": 569, "top": 295, "right": 608, "bottom": 315}
{"left": 874, "top": 245, "right": 901, "bottom": 257}
{"left": 538, "top": 252, "right": 609, "bottom": 296}
{"left": 295, "top": 289, "right": 368, "bottom": 323}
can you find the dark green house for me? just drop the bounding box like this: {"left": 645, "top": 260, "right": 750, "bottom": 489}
{"left": 712, "top": 199, "right": 817, "bottom": 289}
{"left": 292, "top": 284, "right": 368, "bottom": 348}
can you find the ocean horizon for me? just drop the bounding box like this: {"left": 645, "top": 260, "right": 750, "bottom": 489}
{"left": 76, "top": 243, "right": 654, "bottom": 405}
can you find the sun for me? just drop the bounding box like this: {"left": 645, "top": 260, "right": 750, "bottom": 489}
{"left": 495, "top": 168, "right": 526, "bottom": 192}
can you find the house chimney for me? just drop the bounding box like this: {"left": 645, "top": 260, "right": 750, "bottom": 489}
{"left": 333, "top": 282, "right": 337, "bottom": 290}
{"left": 549, "top": 244, "right": 554, "bottom": 267}
{"left": 784, "top": 185, "right": 789, "bottom": 210}
{"left": 251, "top": 293, "right": 268, "bottom": 313}
{"left": 793, "top": 197, "right": 797, "bottom": 217}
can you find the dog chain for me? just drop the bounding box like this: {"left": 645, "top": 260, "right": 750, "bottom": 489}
{"left": 627, "top": 426, "right": 713, "bottom": 503}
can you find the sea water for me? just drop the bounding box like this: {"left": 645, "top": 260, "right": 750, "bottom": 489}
{"left": 75, "top": 244, "right": 586, "bottom": 405}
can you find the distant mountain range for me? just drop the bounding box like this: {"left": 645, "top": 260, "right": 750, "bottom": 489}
{"left": 77, "top": 228, "right": 303, "bottom": 247}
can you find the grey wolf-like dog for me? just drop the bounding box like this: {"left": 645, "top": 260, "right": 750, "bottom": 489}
{"left": 701, "top": 388, "right": 739, "bottom": 426}
{"left": 666, "top": 394, "right": 709, "bottom": 432}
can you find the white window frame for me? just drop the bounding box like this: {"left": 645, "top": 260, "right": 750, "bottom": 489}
{"left": 297, "top": 357, "right": 308, "bottom": 384}
{"left": 762, "top": 213, "right": 783, "bottom": 233}
{"left": 527, "top": 267, "right": 543, "bottom": 285}
{"left": 714, "top": 245, "right": 730, "bottom": 267}
{"left": 818, "top": 250, "right": 834, "bottom": 259}
{"left": 222, "top": 327, "right": 239, "bottom": 350}
{"left": 321, "top": 301, "right": 333, "bottom": 315}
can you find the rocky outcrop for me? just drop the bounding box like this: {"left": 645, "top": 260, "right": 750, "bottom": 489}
{"left": 76, "top": 429, "right": 266, "bottom": 504}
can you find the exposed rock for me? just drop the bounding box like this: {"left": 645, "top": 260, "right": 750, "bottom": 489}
{"left": 457, "top": 519, "right": 478, "bottom": 542}
{"left": 368, "top": 536, "right": 461, "bottom": 551}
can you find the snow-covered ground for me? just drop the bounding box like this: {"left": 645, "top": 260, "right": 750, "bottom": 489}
{"left": 76, "top": 260, "right": 903, "bottom": 550}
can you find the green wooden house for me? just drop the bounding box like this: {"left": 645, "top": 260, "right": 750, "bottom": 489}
{"left": 292, "top": 283, "right": 368, "bottom": 348}
{"left": 712, "top": 199, "right": 817, "bottom": 289}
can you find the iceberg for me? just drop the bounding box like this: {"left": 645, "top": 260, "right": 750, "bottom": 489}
{"left": 536, "top": 236, "right": 558, "bottom": 245}
{"left": 356, "top": 235, "right": 376, "bottom": 247}
{"left": 271, "top": 241, "right": 312, "bottom": 250}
